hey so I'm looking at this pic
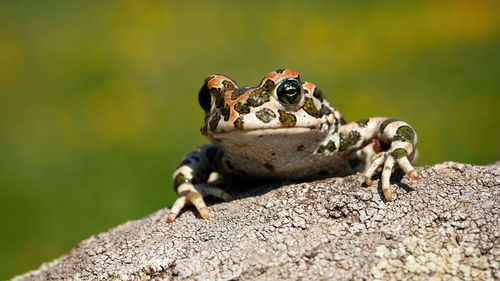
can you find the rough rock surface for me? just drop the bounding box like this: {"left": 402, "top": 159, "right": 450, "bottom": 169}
{"left": 13, "top": 162, "right": 500, "bottom": 280}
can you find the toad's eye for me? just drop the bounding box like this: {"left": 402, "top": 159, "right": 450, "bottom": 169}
{"left": 198, "top": 82, "right": 212, "bottom": 112}
{"left": 276, "top": 79, "right": 302, "bottom": 105}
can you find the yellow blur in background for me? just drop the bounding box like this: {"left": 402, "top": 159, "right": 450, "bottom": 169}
{"left": 1, "top": 0, "right": 499, "bottom": 278}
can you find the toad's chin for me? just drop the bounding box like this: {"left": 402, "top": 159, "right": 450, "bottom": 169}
{"left": 209, "top": 127, "right": 315, "bottom": 139}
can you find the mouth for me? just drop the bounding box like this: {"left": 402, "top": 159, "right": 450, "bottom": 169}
{"left": 210, "top": 127, "right": 315, "bottom": 138}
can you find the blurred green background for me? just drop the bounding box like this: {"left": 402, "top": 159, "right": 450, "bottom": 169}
{"left": 1, "top": 0, "right": 499, "bottom": 278}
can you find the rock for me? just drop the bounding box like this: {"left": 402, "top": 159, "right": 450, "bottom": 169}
{"left": 12, "top": 162, "right": 500, "bottom": 280}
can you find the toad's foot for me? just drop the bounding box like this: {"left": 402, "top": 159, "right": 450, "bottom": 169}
{"left": 167, "top": 183, "right": 232, "bottom": 223}
{"left": 364, "top": 149, "right": 419, "bottom": 201}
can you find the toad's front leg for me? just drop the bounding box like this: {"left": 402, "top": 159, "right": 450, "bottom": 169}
{"left": 167, "top": 145, "right": 232, "bottom": 223}
{"left": 339, "top": 117, "right": 419, "bottom": 201}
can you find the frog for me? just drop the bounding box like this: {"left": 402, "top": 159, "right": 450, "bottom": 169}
{"left": 167, "top": 69, "right": 419, "bottom": 223}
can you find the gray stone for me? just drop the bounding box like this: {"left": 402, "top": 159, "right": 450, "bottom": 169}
{"left": 13, "top": 162, "right": 500, "bottom": 280}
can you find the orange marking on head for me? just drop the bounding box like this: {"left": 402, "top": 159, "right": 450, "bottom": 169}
{"left": 264, "top": 69, "right": 300, "bottom": 85}
{"left": 264, "top": 72, "right": 279, "bottom": 81}
{"left": 229, "top": 104, "right": 237, "bottom": 121}
{"left": 302, "top": 82, "right": 315, "bottom": 93}
{"left": 283, "top": 69, "right": 299, "bottom": 77}
{"left": 208, "top": 76, "right": 229, "bottom": 88}
{"left": 225, "top": 89, "right": 253, "bottom": 122}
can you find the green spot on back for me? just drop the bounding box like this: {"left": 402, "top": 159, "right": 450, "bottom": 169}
{"left": 313, "top": 87, "right": 324, "bottom": 102}
{"left": 326, "top": 140, "right": 336, "bottom": 151}
{"left": 222, "top": 80, "right": 235, "bottom": 91}
{"left": 302, "top": 97, "right": 322, "bottom": 118}
{"left": 174, "top": 173, "right": 189, "bottom": 190}
{"left": 233, "top": 117, "right": 244, "bottom": 129}
{"left": 393, "top": 125, "right": 415, "bottom": 143}
{"left": 278, "top": 110, "right": 297, "bottom": 127}
{"left": 339, "top": 130, "right": 361, "bottom": 151}
{"left": 231, "top": 88, "right": 248, "bottom": 100}
{"left": 221, "top": 104, "right": 230, "bottom": 121}
{"left": 355, "top": 118, "right": 369, "bottom": 127}
{"left": 255, "top": 108, "right": 276, "bottom": 123}
{"left": 391, "top": 148, "right": 408, "bottom": 159}
{"left": 210, "top": 80, "right": 235, "bottom": 108}
{"left": 246, "top": 80, "right": 274, "bottom": 107}
{"left": 234, "top": 102, "right": 250, "bottom": 114}
{"left": 210, "top": 88, "right": 225, "bottom": 108}
{"left": 209, "top": 113, "right": 221, "bottom": 131}
{"left": 320, "top": 104, "right": 333, "bottom": 117}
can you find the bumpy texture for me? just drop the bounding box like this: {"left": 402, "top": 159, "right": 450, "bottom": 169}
{"left": 170, "top": 69, "right": 419, "bottom": 221}
{"left": 13, "top": 162, "right": 500, "bottom": 281}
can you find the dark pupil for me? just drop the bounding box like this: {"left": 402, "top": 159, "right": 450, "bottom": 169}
{"left": 277, "top": 79, "right": 302, "bottom": 105}
{"left": 198, "top": 83, "right": 212, "bottom": 112}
